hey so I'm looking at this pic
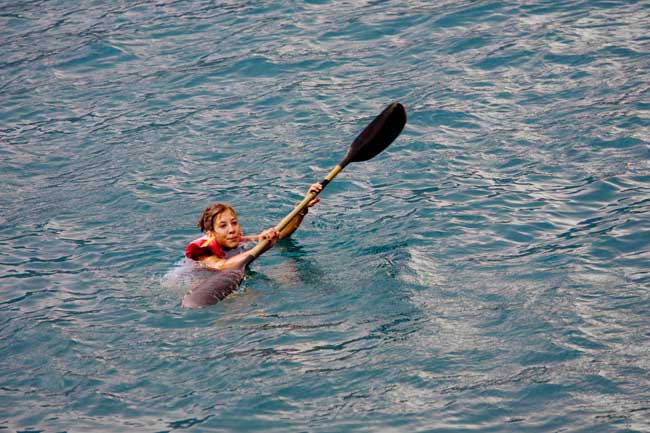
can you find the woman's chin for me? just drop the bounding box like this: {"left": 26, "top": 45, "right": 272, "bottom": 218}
{"left": 223, "top": 240, "right": 240, "bottom": 250}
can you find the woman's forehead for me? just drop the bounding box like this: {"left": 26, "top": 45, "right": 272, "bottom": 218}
{"left": 213, "top": 209, "right": 236, "bottom": 223}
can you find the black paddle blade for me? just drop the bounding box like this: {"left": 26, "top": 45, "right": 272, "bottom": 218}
{"left": 181, "top": 265, "right": 245, "bottom": 308}
{"left": 340, "top": 102, "right": 406, "bottom": 167}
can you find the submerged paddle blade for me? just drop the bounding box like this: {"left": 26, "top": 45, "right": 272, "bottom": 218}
{"left": 340, "top": 102, "right": 406, "bottom": 167}
{"left": 181, "top": 265, "right": 245, "bottom": 308}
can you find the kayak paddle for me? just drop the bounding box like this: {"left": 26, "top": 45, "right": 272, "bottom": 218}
{"left": 182, "top": 102, "right": 406, "bottom": 308}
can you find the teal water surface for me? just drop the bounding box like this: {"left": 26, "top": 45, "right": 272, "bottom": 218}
{"left": 1, "top": 1, "right": 649, "bottom": 432}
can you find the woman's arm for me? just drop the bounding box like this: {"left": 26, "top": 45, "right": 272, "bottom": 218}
{"left": 200, "top": 252, "right": 250, "bottom": 271}
{"left": 278, "top": 183, "right": 323, "bottom": 239}
{"left": 205, "top": 183, "right": 323, "bottom": 268}
{"left": 278, "top": 209, "right": 308, "bottom": 239}
{"left": 199, "top": 227, "right": 280, "bottom": 270}
{"left": 200, "top": 240, "right": 275, "bottom": 271}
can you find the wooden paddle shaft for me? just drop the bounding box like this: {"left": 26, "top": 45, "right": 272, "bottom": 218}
{"left": 244, "top": 101, "right": 406, "bottom": 262}
{"left": 246, "top": 164, "right": 343, "bottom": 259}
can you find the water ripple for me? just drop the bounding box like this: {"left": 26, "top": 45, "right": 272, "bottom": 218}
{"left": 2, "top": 0, "right": 649, "bottom": 432}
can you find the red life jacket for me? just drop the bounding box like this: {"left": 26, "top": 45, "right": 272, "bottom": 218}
{"left": 185, "top": 236, "right": 225, "bottom": 260}
{"left": 184, "top": 235, "right": 249, "bottom": 260}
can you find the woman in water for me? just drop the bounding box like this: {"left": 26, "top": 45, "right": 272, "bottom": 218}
{"left": 185, "top": 183, "right": 323, "bottom": 270}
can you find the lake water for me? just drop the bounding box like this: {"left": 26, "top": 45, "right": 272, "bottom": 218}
{"left": 1, "top": 1, "right": 649, "bottom": 432}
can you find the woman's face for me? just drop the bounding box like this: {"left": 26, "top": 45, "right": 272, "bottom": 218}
{"left": 209, "top": 209, "right": 241, "bottom": 249}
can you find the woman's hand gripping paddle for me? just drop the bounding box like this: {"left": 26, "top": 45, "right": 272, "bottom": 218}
{"left": 182, "top": 102, "right": 407, "bottom": 308}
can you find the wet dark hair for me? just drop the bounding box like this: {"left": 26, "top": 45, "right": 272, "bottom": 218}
{"left": 197, "top": 203, "right": 236, "bottom": 233}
